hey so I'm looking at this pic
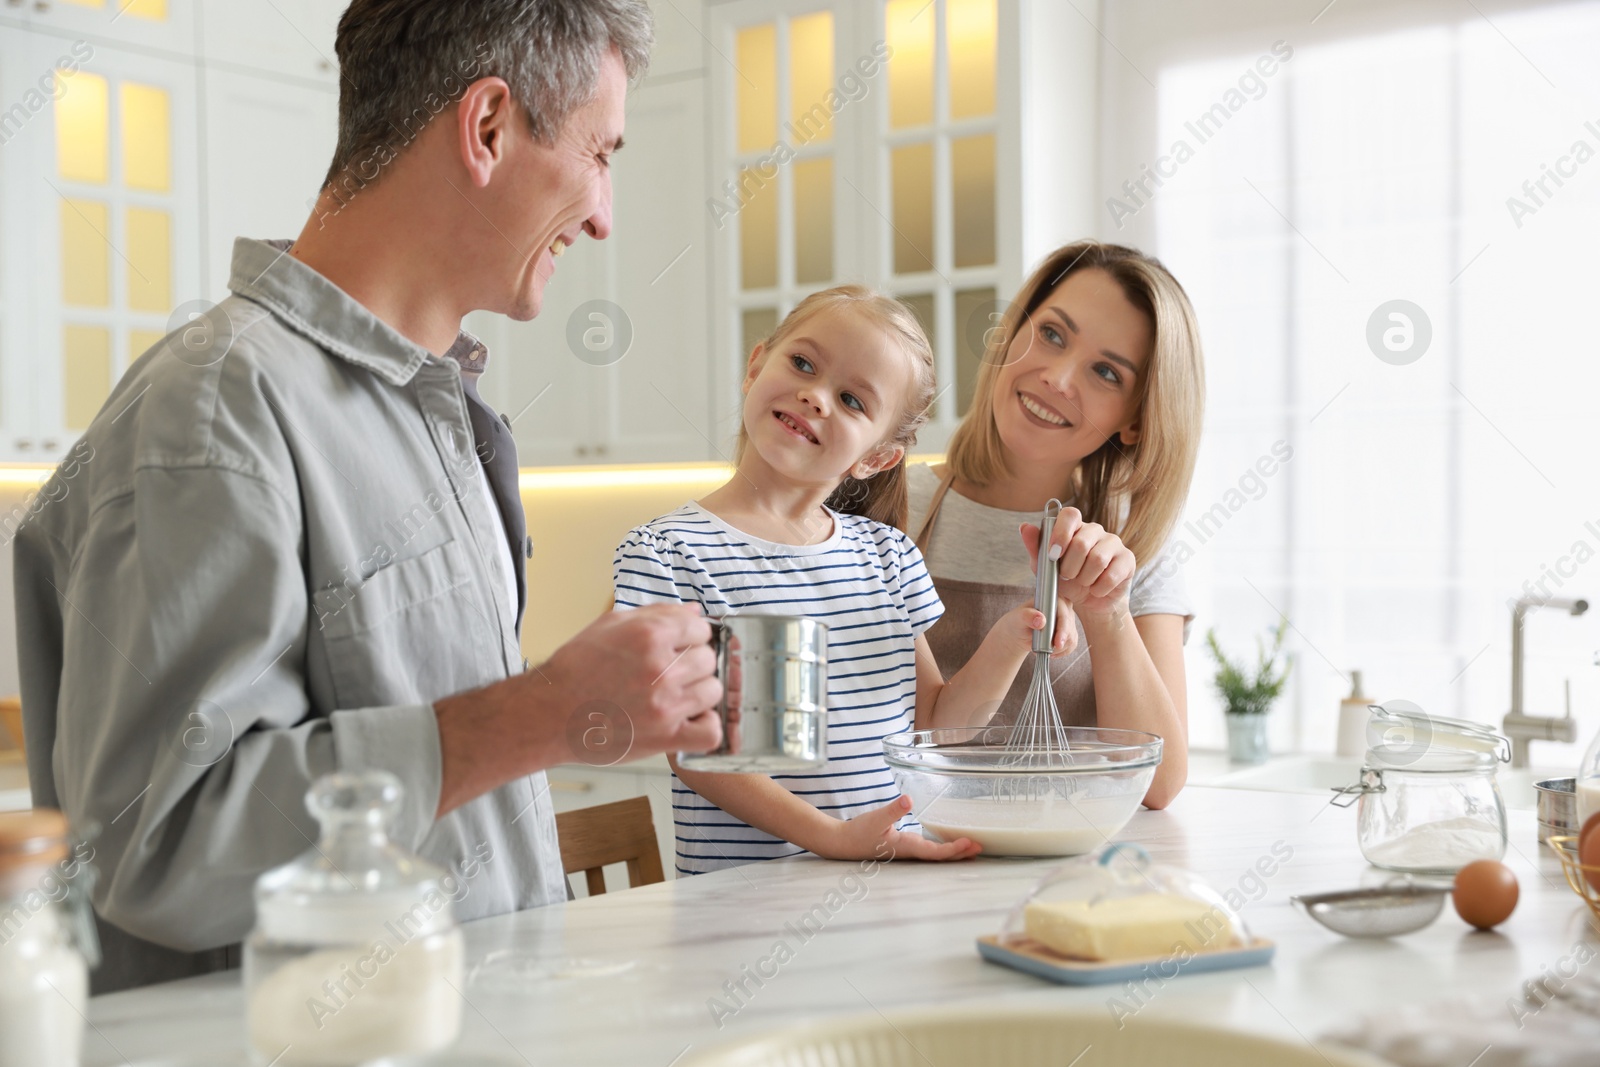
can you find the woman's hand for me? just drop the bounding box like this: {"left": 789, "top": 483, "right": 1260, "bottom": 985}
{"left": 1021, "top": 510, "right": 1136, "bottom": 619}
{"left": 814, "top": 796, "right": 982, "bottom": 862}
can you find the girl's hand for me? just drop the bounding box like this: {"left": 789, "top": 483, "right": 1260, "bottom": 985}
{"left": 815, "top": 796, "right": 982, "bottom": 862}
{"left": 995, "top": 600, "right": 1079, "bottom": 659}
{"left": 1021, "top": 511, "right": 1136, "bottom": 619}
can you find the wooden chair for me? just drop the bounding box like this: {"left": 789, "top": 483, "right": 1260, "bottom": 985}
{"left": 0, "top": 696, "right": 23, "bottom": 759}
{"left": 554, "top": 794, "right": 665, "bottom": 896}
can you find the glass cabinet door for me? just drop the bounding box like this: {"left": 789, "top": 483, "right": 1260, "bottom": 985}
{"left": 881, "top": 0, "right": 999, "bottom": 429}
{"left": 709, "top": 0, "right": 1003, "bottom": 443}
{"left": 23, "top": 36, "right": 198, "bottom": 461}
{"left": 711, "top": 0, "right": 862, "bottom": 436}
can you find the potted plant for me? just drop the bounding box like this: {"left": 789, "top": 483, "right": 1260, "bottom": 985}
{"left": 1205, "top": 618, "right": 1292, "bottom": 765}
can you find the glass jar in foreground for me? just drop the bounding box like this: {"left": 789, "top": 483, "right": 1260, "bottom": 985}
{"left": 245, "top": 771, "right": 463, "bottom": 1067}
{"left": 1335, "top": 743, "right": 1508, "bottom": 875}
{"left": 1576, "top": 723, "right": 1600, "bottom": 826}
{"left": 0, "top": 809, "right": 99, "bottom": 1067}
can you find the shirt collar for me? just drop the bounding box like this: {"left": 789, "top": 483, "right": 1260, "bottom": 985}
{"left": 227, "top": 237, "right": 489, "bottom": 386}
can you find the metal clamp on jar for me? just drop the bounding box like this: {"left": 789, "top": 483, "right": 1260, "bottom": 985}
{"left": 1331, "top": 703, "right": 1510, "bottom": 875}
{"left": 678, "top": 614, "right": 828, "bottom": 773}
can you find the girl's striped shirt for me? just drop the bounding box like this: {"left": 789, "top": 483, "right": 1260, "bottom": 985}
{"left": 611, "top": 501, "right": 944, "bottom": 874}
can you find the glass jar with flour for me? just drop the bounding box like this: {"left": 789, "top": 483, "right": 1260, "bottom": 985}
{"left": 244, "top": 771, "right": 464, "bottom": 1066}
{"left": 0, "top": 809, "right": 99, "bottom": 1067}
{"left": 1334, "top": 743, "right": 1508, "bottom": 875}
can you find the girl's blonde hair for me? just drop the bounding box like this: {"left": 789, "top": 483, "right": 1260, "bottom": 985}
{"left": 736, "top": 285, "right": 936, "bottom": 531}
{"left": 945, "top": 241, "right": 1205, "bottom": 565}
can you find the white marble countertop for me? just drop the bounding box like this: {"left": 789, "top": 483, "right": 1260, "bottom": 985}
{"left": 81, "top": 782, "right": 1600, "bottom": 1065}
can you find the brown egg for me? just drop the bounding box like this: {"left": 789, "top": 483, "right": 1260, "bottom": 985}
{"left": 1578, "top": 813, "right": 1600, "bottom": 893}
{"left": 1452, "top": 860, "right": 1519, "bottom": 930}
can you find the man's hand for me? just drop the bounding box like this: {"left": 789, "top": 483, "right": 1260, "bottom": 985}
{"left": 541, "top": 604, "right": 724, "bottom": 762}
{"left": 433, "top": 604, "right": 723, "bottom": 817}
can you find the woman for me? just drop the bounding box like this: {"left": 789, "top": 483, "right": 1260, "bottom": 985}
{"left": 909, "top": 241, "right": 1204, "bottom": 808}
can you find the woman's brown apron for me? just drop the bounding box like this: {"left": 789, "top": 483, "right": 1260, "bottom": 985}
{"left": 912, "top": 469, "right": 1097, "bottom": 728}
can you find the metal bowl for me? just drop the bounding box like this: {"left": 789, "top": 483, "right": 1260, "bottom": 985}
{"left": 1292, "top": 884, "right": 1448, "bottom": 938}
{"left": 881, "top": 726, "right": 1162, "bottom": 857}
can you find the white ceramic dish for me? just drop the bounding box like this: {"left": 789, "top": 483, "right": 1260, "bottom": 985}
{"left": 680, "top": 1003, "right": 1393, "bottom": 1066}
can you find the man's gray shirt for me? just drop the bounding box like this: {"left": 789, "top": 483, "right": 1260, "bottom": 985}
{"left": 13, "top": 237, "right": 565, "bottom": 992}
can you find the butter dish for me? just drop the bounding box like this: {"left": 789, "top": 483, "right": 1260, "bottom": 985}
{"left": 978, "top": 843, "right": 1275, "bottom": 987}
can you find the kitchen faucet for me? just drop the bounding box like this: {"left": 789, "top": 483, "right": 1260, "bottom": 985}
{"left": 1503, "top": 595, "right": 1587, "bottom": 768}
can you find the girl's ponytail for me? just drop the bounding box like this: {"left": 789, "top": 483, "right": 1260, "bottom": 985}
{"left": 826, "top": 457, "right": 910, "bottom": 531}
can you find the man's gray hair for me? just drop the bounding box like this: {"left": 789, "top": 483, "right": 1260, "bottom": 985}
{"left": 322, "top": 0, "right": 653, "bottom": 189}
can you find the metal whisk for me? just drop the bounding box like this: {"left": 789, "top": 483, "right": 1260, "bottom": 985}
{"left": 1005, "top": 500, "right": 1071, "bottom": 762}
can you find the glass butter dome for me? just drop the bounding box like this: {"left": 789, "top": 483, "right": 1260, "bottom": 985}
{"left": 995, "top": 843, "right": 1254, "bottom": 962}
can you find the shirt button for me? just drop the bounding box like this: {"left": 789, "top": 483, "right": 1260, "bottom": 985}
{"left": 525, "top": 536, "right": 533, "bottom": 559}
{"left": 500, "top": 412, "right": 513, "bottom": 430}
{"left": 521, "top": 657, "right": 531, "bottom": 672}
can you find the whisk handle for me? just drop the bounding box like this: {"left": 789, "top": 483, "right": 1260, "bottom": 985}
{"left": 1033, "top": 500, "right": 1063, "bottom": 654}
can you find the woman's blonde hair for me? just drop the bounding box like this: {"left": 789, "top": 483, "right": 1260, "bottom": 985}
{"left": 736, "top": 285, "right": 936, "bottom": 531}
{"left": 945, "top": 241, "right": 1205, "bottom": 565}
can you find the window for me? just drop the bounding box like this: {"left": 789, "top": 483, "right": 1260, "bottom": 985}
{"left": 1120, "top": 1, "right": 1600, "bottom": 758}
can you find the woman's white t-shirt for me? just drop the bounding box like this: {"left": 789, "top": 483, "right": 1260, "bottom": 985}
{"left": 612, "top": 502, "right": 943, "bottom": 874}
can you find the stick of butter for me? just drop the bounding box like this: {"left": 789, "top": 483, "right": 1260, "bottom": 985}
{"left": 1023, "top": 893, "right": 1233, "bottom": 961}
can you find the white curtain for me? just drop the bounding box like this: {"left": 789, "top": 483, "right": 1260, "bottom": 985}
{"left": 1098, "top": 0, "right": 1600, "bottom": 762}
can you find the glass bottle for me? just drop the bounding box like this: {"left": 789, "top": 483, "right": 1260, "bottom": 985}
{"left": 244, "top": 771, "right": 464, "bottom": 1066}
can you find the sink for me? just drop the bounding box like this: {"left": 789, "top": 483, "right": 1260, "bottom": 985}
{"left": 683, "top": 1004, "right": 1391, "bottom": 1066}
{"left": 1203, "top": 755, "right": 1566, "bottom": 811}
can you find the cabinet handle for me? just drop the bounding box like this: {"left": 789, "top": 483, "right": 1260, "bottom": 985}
{"left": 15, "top": 440, "right": 32, "bottom": 452}
{"left": 41, "top": 440, "right": 58, "bottom": 452}
{"left": 596, "top": 444, "right": 609, "bottom": 456}
{"left": 576, "top": 445, "right": 589, "bottom": 457}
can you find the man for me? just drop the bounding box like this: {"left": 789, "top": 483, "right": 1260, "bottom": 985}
{"left": 13, "top": 0, "right": 720, "bottom": 994}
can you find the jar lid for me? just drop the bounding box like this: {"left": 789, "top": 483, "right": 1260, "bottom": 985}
{"left": 1365, "top": 702, "right": 1509, "bottom": 763}
{"left": 253, "top": 771, "right": 456, "bottom": 943}
{"left": 0, "top": 808, "right": 71, "bottom": 875}
{"left": 1363, "top": 742, "right": 1499, "bottom": 773}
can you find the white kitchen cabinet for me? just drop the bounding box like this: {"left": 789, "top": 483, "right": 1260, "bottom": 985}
{"left": 0, "top": 1, "right": 336, "bottom": 462}
{"left": 0, "top": 28, "right": 48, "bottom": 458}
{"left": 7, "top": 32, "right": 200, "bottom": 462}
{"left": 547, "top": 756, "right": 676, "bottom": 898}
{"left": 197, "top": 66, "right": 336, "bottom": 297}
{"left": 198, "top": 0, "right": 341, "bottom": 86}
{"left": 646, "top": 0, "right": 710, "bottom": 81}
{"left": 23, "top": 0, "right": 197, "bottom": 59}
{"left": 488, "top": 70, "right": 716, "bottom": 468}
{"left": 598, "top": 75, "right": 714, "bottom": 465}
{"left": 471, "top": 244, "right": 609, "bottom": 468}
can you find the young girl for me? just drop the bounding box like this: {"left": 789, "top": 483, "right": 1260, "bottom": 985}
{"left": 611, "top": 286, "right": 1074, "bottom": 874}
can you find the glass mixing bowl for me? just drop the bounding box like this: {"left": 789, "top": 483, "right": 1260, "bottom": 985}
{"left": 882, "top": 726, "right": 1163, "bottom": 857}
